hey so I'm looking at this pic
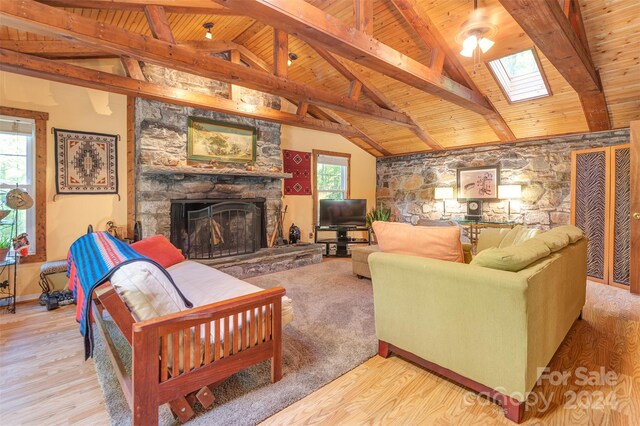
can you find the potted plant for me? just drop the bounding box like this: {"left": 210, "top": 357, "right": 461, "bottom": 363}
{"left": 366, "top": 203, "right": 391, "bottom": 244}
{"left": 0, "top": 236, "right": 11, "bottom": 262}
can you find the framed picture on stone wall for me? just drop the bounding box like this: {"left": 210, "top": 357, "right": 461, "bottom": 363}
{"left": 456, "top": 165, "right": 500, "bottom": 201}
{"left": 187, "top": 117, "right": 257, "bottom": 164}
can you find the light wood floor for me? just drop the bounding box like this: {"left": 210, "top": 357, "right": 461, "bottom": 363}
{"left": 1, "top": 281, "right": 638, "bottom": 426}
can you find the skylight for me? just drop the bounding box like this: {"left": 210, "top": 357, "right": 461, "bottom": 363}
{"left": 487, "top": 49, "right": 551, "bottom": 103}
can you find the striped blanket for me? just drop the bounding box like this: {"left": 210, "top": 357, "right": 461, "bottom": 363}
{"left": 67, "top": 232, "right": 192, "bottom": 359}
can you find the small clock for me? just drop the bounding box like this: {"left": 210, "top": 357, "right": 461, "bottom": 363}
{"left": 465, "top": 199, "right": 483, "bottom": 220}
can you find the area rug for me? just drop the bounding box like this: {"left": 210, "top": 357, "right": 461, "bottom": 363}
{"left": 92, "top": 259, "right": 377, "bottom": 425}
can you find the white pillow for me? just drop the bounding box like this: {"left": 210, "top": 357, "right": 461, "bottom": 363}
{"left": 110, "top": 262, "right": 187, "bottom": 322}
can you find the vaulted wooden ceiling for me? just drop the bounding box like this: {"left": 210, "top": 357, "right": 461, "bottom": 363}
{"left": 0, "top": 0, "right": 638, "bottom": 157}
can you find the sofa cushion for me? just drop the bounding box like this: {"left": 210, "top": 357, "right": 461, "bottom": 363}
{"left": 547, "top": 225, "right": 584, "bottom": 243}
{"left": 534, "top": 230, "right": 570, "bottom": 252}
{"left": 109, "top": 262, "right": 188, "bottom": 322}
{"left": 498, "top": 225, "right": 542, "bottom": 248}
{"left": 471, "top": 238, "right": 551, "bottom": 272}
{"left": 372, "top": 221, "right": 464, "bottom": 263}
{"left": 131, "top": 235, "right": 185, "bottom": 268}
{"left": 476, "top": 228, "right": 511, "bottom": 253}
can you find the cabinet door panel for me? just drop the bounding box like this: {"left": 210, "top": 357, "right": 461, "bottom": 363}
{"left": 612, "top": 147, "right": 631, "bottom": 286}
{"left": 572, "top": 149, "right": 608, "bottom": 281}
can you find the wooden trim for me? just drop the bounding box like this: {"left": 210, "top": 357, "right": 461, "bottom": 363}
{"left": 272, "top": 29, "right": 288, "bottom": 78}
{"left": 0, "top": 106, "right": 47, "bottom": 263}
{"left": 631, "top": 121, "right": 640, "bottom": 295}
{"left": 0, "top": 49, "right": 364, "bottom": 138}
{"left": 143, "top": 5, "right": 175, "bottom": 43}
{"left": 353, "top": 0, "right": 373, "bottom": 34}
{"left": 126, "top": 97, "right": 135, "bottom": 239}
{"left": 0, "top": 0, "right": 415, "bottom": 129}
{"left": 312, "top": 150, "right": 352, "bottom": 227}
{"left": 484, "top": 48, "right": 553, "bottom": 105}
{"left": 609, "top": 144, "right": 630, "bottom": 287}
{"left": 379, "top": 341, "right": 525, "bottom": 423}
{"left": 0, "top": 40, "right": 115, "bottom": 59}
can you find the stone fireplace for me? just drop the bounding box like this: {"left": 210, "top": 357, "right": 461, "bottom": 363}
{"left": 170, "top": 198, "right": 267, "bottom": 259}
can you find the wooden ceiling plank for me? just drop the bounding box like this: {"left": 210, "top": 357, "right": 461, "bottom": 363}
{"left": 388, "top": 0, "right": 515, "bottom": 142}
{"left": 498, "top": 0, "right": 611, "bottom": 131}
{"left": 0, "top": 49, "right": 367, "bottom": 137}
{"left": 211, "top": 0, "right": 495, "bottom": 115}
{"left": 233, "top": 20, "right": 267, "bottom": 45}
{"left": 273, "top": 28, "right": 288, "bottom": 78}
{"left": 144, "top": 5, "right": 175, "bottom": 43}
{"left": 0, "top": 0, "right": 415, "bottom": 128}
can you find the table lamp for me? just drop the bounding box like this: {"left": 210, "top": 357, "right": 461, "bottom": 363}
{"left": 498, "top": 184, "right": 522, "bottom": 219}
{"left": 435, "top": 187, "right": 454, "bottom": 218}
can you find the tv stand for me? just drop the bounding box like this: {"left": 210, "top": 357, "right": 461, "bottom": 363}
{"left": 314, "top": 226, "right": 371, "bottom": 257}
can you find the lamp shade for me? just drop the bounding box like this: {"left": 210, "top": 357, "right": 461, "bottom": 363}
{"left": 498, "top": 184, "right": 522, "bottom": 200}
{"left": 435, "top": 187, "right": 454, "bottom": 200}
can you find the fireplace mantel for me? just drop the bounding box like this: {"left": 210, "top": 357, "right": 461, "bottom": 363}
{"left": 140, "top": 165, "right": 292, "bottom": 179}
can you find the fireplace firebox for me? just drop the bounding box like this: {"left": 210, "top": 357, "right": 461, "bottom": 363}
{"left": 170, "top": 198, "right": 267, "bottom": 259}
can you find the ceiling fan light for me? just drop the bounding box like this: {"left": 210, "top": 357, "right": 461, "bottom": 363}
{"left": 478, "top": 37, "right": 494, "bottom": 53}
{"left": 460, "top": 47, "right": 474, "bottom": 58}
{"left": 462, "top": 34, "right": 478, "bottom": 51}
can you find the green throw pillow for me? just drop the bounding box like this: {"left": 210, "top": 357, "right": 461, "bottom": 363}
{"left": 548, "top": 225, "right": 584, "bottom": 243}
{"left": 534, "top": 231, "right": 570, "bottom": 252}
{"left": 471, "top": 238, "right": 551, "bottom": 272}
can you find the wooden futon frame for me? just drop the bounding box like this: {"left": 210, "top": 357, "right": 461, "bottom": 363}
{"left": 92, "top": 282, "right": 285, "bottom": 425}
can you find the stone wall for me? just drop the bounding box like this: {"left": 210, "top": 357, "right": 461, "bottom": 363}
{"left": 135, "top": 64, "right": 284, "bottom": 239}
{"left": 376, "top": 129, "right": 630, "bottom": 229}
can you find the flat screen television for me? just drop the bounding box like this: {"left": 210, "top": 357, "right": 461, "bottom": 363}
{"left": 319, "top": 199, "right": 367, "bottom": 227}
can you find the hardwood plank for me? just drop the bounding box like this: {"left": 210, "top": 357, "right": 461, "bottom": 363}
{"left": 0, "top": 0, "right": 415, "bottom": 129}
{"left": 0, "top": 49, "right": 365, "bottom": 138}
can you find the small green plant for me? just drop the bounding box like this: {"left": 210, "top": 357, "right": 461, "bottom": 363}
{"left": 366, "top": 202, "right": 392, "bottom": 229}
{"left": 0, "top": 236, "right": 11, "bottom": 249}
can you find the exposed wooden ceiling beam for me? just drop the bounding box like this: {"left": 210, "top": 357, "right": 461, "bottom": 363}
{"left": 388, "top": 0, "right": 514, "bottom": 142}
{"left": 143, "top": 5, "right": 175, "bottom": 43}
{"left": 38, "top": 0, "right": 238, "bottom": 15}
{"left": 312, "top": 46, "right": 442, "bottom": 150}
{"left": 210, "top": 0, "right": 495, "bottom": 116}
{"left": 121, "top": 56, "right": 145, "bottom": 80}
{"left": 0, "top": 0, "right": 415, "bottom": 129}
{"left": 353, "top": 0, "right": 373, "bottom": 34}
{"left": 273, "top": 29, "right": 288, "bottom": 78}
{"left": 0, "top": 40, "right": 115, "bottom": 59}
{"left": 498, "top": 0, "right": 611, "bottom": 131}
{"left": 0, "top": 48, "right": 366, "bottom": 138}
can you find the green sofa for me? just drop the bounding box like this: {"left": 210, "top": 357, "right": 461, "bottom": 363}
{"left": 368, "top": 226, "right": 587, "bottom": 423}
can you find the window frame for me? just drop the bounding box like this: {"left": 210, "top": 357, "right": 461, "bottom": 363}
{"left": 312, "top": 150, "right": 351, "bottom": 227}
{"left": 0, "top": 106, "right": 48, "bottom": 263}
{"left": 485, "top": 48, "right": 552, "bottom": 104}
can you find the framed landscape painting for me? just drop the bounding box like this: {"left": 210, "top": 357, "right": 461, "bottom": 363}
{"left": 187, "top": 117, "right": 256, "bottom": 164}
{"left": 456, "top": 165, "right": 500, "bottom": 201}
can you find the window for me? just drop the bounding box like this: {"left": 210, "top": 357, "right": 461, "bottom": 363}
{"left": 487, "top": 48, "right": 551, "bottom": 103}
{"left": 0, "top": 107, "right": 47, "bottom": 262}
{"left": 313, "top": 151, "right": 350, "bottom": 224}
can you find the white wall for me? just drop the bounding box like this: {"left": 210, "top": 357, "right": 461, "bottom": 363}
{"left": 280, "top": 126, "right": 377, "bottom": 242}
{"left": 0, "top": 61, "right": 128, "bottom": 297}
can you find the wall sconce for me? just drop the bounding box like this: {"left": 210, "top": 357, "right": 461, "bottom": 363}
{"left": 435, "top": 187, "right": 454, "bottom": 219}
{"left": 498, "top": 184, "right": 522, "bottom": 219}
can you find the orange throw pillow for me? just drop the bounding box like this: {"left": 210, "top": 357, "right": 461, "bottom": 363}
{"left": 372, "top": 221, "right": 464, "bottom": 263}
{"left": 130, "top": 235, "right": 185, "bottom": 268}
